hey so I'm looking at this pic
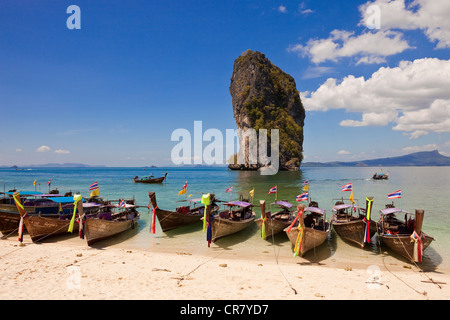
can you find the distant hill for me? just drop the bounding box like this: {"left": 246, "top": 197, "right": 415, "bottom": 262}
{"left": 302, "top": 150, "right": 450, "bottom": 167}
{"left": 0, "top": 163, "right": 106, "bottom": 168}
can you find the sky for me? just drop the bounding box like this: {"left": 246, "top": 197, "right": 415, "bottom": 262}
{"left": 0, "top": 0, "right": 449, "bottom": 166}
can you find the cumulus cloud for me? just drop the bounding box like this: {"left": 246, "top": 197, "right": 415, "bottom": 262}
{"left": 337, "top": 150, "right": 351, "bottom": 155}
{"left": 288, "top": 29, "right": 411, "bottom": 64}
{"left": 302, "top": 58, "right": 450, "bottom": 138}
{"left": 359, "top": 0, "right": 450, "bottom": 49}
{"left": 278, "top": 5, "right": 287, "bottom": 13}
{"left": 36, "top": 145, "right": 51, "bottom": 152}
{"left": 54, "top": 149, "right": 70, "bottom": 154}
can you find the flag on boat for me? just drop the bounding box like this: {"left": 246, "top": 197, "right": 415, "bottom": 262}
{"left": 119, "top": 199, "right": 126, "bottom": 207}
{"left": 249, "top": 189, "right": 254, "bottom": 197}
{"left": 178, "top": 181, "right": 188, "bottom": 195}
{"left": 303, "top": 180, "right": 309, "bottom": 185}
{"left": 341, "top": 183, "right": 353, "bottom": 192}
{"left": 349, "top": 191, "right": 355, "bottom": 204}
{"left": 388, "top": 190, "right": 402, "bottom": 199}
{"left": 268, "top": 186, "right": 277, "bottom": 194}
{"left": 48, "top": 178, "right": 51, "bottom": 186}
{"left": 89, "top": 182, "right": 99, "bottom": 191}
{"left": 303, "top": 184, "right": 309, "bottom": 192}
{"left": 296, "top": 193, "right": 309, "bottom": 202}
{"left": 33, "top": 179, "right": 36, "bottom": 186}
{"left": 225, "top": 186, "right": 233, "bottom": 193}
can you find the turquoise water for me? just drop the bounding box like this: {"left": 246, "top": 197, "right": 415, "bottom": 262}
{"left": 1, "top": 166, "right": 449, "bottom": 270}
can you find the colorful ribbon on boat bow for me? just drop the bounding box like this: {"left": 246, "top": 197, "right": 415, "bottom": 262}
{"left": 201, "top": 194, "right": 210, "bottom": 233}
{"left": 410, "top": 230, "right": 424, "bottom": 263}
{"left": 261, "top": 215, "right": 267, "bottom": 239}
{"left": 293, "top": 224, "right": 305, "bottom": 258}
{"left": 364, "top": 197, "right": 374, "bottom": 243}
{"left": 12, "top": 193, "right": 27, "bottom": 243}
{"left": 151, "top": 205, "right": 158, "bottom": 234}
{"left": 68, "top": 195, "right": 82, "bottom": 233}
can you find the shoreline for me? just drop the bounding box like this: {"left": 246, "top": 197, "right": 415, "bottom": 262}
{"left": 1, "top": 235, "right": 449, "bottom": 300}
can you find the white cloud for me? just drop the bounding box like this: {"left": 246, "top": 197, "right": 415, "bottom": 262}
{"left": 278, "top": 5, "right": 287, "bottom": 13}
{"left": 359, "top": 0, "right": 450, "bottom": 49}
{"left": 54, "top": 149, "right": 70, "bottom": 154}
{"left": 289, "top": 29, "right": 411, "bottom": 64}
{"left": 337, "top": 150, "right": 351, "bottom": 155}
{"left": 15, "top": 149, "right": 22, "bottom": 152}
{"left": 302, "top": 58, "right": 450, "bottom": 138}
{"left": 36, "top": 145, "right": 51, "bottom": 152}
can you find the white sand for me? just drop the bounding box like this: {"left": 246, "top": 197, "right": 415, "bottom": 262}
{"left": 0, "top": 235, "right": 449, "bottom": 300}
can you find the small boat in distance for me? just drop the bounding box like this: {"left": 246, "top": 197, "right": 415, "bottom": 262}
{"left": 372, "top": 171, "right": 389, "bottom": 180}
{"left": 255, "top": 200, "right": 294, "bottom": 240}
{"left": 377, "top": 205, "right": 434, "bottom": 263}
{"left": 331, "top": 197, "right": 377, "bottom": 248}
{"left": 133, "top": 172, "right": 168, "bottom": 184}
{"left": 284, "top": 202, "right": 330, "bottom": 257}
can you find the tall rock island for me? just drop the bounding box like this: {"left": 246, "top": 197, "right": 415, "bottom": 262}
{"left": 228, "top": 50, "right": 305, "bottom": 171}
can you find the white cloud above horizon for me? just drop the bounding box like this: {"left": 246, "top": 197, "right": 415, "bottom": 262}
{"left": 54, "top": 149, "right": 70, "bottom": 154}
{"left": 302, "top": 58, "right": 450, "bottom": 139}
{"left": 36, "top": 145, "right": 51, "bottom": 153}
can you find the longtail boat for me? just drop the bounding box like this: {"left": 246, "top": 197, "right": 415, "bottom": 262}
{"left": 84, "top": 199, "right": 140, "bottom": 246}
{"left": 377, "top": 205, "right": 434, "bottom": 263}
{"left": 205, "top": 199, "right": 256, "bottom": 243}
{"left": 133, "top": 172, "right": 168, "bottom": 184}
{"left": 331, "top": 197, "right": 377, "bottom": 248}
{"left": 255, "top": 200, "right": 294, "bottom": 240}
{"left": 148, "top": 191, "right": 218, "bottom": 232}
{"left": 284, "top": 203, "right": 330, "bottom": 257}
{"left": 1, "top": 194, "right": 77, "bottom": 237}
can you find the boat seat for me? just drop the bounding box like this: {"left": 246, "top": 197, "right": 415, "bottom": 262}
{"left": 219, "top": 210, "right": 229, "bottom": 219}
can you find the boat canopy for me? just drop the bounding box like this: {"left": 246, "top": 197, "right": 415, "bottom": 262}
{"left": 271, "top": 201, "right": 292, "bottom": 208}
{"left": 380, "top": 207, "right": 410, "bottom": 215}
{"left": 46, "top": 197, "right": 85, "bottom": 204}
{"left": 1, "top": 191, "right": 43, "bottom": 196}
{"left": 305, "top": 207, "right": 325, "bottom": 215}
{"left": 225, "top": 201, "right": 252, "bottom": 208}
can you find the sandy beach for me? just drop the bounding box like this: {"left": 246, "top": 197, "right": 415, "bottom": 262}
{"left": 0, "top": 234, "right": 449, "bottom": 301}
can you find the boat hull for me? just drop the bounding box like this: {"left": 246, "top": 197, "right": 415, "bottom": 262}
{"left": 133, "top": 177, "right": 165, "bottom": 184}
{"left": 255, "top": 218, "right": 290, "bottom": 240}
{"left": 0, "top": 210, "right": 21, "bottom": 235}
{"left": 24, "top": 215, "right": 78, "bottom": 243}
{"left": 210, "top": 214, "right": 256, "bottom": 242}
{"left": 284, "top": 224, "right": 330, "bottom": 257}
{"left": 85, "top": 213, "right": 140, "bottom": 246}
{"left": 156, "top": 209, "right": 206, "bottom": 232}
{"left": 379, "top": 233, "right": 434, "bottom": 263}
{"left": 331, "top": 218, "right": 377, "bottom": 248}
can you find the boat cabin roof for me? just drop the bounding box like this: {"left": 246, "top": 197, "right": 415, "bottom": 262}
{"left": 225, "top": 201, "right": 252, "bottom": 208}
{"left": 380, "top": 207, "right": 410, "bottom": 215}
{"left": 1, "top": 191, "right": 44, "bottom": 196}
{"left": 271, "top": 201, "right": 292, "bottom": 208}
{"left": 46, "top": 197, "right": 86, "bottom": 204}
{"left": 305, "top": 207, "right": 325, "bottom": 215}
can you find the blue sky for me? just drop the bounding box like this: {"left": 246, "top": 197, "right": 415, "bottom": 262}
{"left": 1, "top": 0, "right": 449, "bottom": 166}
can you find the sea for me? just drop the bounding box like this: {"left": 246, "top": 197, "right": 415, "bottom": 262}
{"left": 1, "top": 166, "right": 449, "bottom": 271}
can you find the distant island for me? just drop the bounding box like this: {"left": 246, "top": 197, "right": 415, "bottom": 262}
{"left": 0, "top": 163, "right": 107, "bottom": 168}
{"left": 302, "top": 150, "right": 450, "bottom": 167}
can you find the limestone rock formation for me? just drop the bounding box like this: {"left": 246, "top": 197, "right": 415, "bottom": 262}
{"left": 228, "top": 50, "right": 305, "bottom": 171}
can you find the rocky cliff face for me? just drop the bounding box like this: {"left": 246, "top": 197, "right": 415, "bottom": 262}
{"left": 228, "top": 50, "right": 305, "bottom": 171}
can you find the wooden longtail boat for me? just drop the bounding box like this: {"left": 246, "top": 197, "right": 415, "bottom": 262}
{"left": 0, "top": 195, "right": 78, "bottom": 237}
{"left": 205, "top": 200, "right": 256, "bottom": 243}
{"left": 0, "top": 191, "right": 63, "bottom": 214}
{"left": 84, "top": 200, "right": 140, "bottom": 246}
{"left": 284, "top": 203, "right": 330, "bottom": 257}
{"left": 255, "top": 200, "right": 294, "bottom": 240}
{"left": 331, "top": 197, "right": 377, "bottom": 248}
{"left": 377, "top": 206, "right": 434, "bottom": 263}
{"left": 133, "top": 172, "right": 168, "bottom": 184}
{"left": 148, "top": 191, "right": 218, "bottom": 232}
